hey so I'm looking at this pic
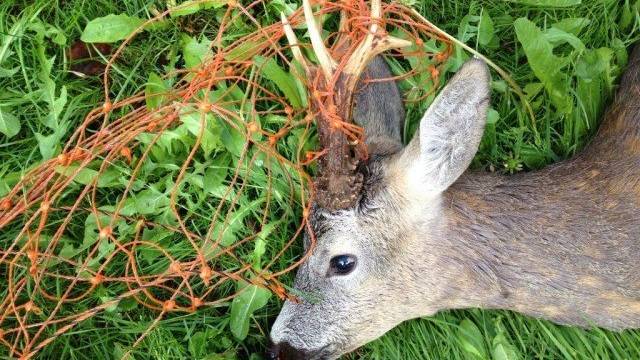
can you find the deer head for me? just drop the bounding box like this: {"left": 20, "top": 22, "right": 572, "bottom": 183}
{"left": 270, "top": 2, "right": 491, "bottom": 358}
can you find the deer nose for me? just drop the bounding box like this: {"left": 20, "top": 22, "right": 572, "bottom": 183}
{"left": 266, "top": 340, "right": 309, "bottom": 360}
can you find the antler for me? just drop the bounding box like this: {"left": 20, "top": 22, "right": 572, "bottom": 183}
{"left": 282, "top": 0, "right": 411, "bottom": 211}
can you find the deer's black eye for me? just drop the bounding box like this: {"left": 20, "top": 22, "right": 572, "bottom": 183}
{"left": 329, "top": 255, "right": 357, "bottom": 275}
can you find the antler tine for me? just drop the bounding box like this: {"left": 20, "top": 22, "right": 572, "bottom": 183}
{"left": 302, "top": 0, "right": 337, "bottom": 79}
{"left": 338, "top": 7, "right": 349, "bottom": 33}
{"left": 281, "top": 12, "right": 309, "bottom": 74}
{"left": 370, "top": 0, "right": 381, "bottom": 33}
{"left": 343, "top": 0, "right": 411, "bottom": 79}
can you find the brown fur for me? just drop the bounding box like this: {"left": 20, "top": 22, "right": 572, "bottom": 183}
{"left": 441, "top": 45, "right": 640, "bottom": 329}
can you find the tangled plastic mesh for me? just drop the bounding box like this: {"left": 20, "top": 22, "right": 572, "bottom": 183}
{"left": 0, "top": 0, "right": 451, "bottom": 357}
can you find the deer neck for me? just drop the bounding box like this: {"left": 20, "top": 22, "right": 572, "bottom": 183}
{"left": 431, "top": 166, "right": 640, "bottom": 330}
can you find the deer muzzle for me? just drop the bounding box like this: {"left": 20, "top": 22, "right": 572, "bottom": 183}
{"left": 267, "top": 340, "right": 314, "bottom": 360}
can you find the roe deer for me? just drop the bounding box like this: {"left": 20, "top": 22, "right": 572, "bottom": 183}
{"left": 270, "top": 4, "right": 640, "bottom": 359}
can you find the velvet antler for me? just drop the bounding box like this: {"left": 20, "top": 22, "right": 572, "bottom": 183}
{"left": 281, "top": 0, "right": 411, "bottom": 211}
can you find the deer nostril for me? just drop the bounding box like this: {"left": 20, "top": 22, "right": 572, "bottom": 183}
{"left": 266, "top": 341, "right": 308, "bottom": 360}
{"left": 266, "top": 340, "right": 280, "bottom": 360}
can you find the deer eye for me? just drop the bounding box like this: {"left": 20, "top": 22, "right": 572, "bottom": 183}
{"left": 329, "top": 255, "right": 357, "bottom": 275}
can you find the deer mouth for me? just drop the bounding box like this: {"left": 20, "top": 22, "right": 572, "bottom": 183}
{"left": 267, "top": 341, "right": 335, "bottom": 360}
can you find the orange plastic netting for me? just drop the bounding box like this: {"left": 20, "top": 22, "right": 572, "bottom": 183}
{"left": 0, "top": 1, "right": 450, "bottom": 358}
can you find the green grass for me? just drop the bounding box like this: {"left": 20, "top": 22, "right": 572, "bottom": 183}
{"left": 1, "top": 0, "right": 639, "bottom": 359}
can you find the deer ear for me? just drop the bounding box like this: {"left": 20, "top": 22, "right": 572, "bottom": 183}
{"left": 353, "top": 56, "right": 405, "bottom": 156}
{"left": 400, "top": 59, "right": 490, "bottom": 193}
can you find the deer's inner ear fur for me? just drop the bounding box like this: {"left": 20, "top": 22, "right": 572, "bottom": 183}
{"left": 396, "top": 59, "right": 491, "bottom": 194}
{"left": 353, "top": 56, "right": 405, "bottom": 156}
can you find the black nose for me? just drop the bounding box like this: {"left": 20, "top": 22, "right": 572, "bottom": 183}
{"left": 266, "top": 341, "right": 308, "bottom": 360}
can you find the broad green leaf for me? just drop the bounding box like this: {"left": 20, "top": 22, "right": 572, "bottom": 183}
{"left": 0, "top": 66, "right": 19, "bottom": 78}
{"left": 28, "top": 19, "right": 67, "bottom": 45}
{"left": 58, "top": 242, "right": 77, "bottom": 261}
{"left": 88, "top": 238, "right": 115, "bottom": 268}
{"left": 514, "top": 18, "right": 572, "bottom": 114}
{"left": 81, "top": 14, "right": 145, "bottom": 43}
{"left": 139, "top": 228, "right": 173, "bottom": 264}
{"left": 112, "top": 343, "right": 127, "bottom": 360}
{"left": 83, "top": 213, "right": 114, "bottom": 250}
{"left": 104, "top": 298, "right": 120, "bottom": 313}
{"left": 457, "top": 319, "right": 488, "bottom": 360}
{"left": 0, "top": 178, "right": 9, "bottom": 197}
{"left": 612, "top": 38, "right": 629, "bottom": 69}
{"left": 227, "top": 198, "right": 263, "bottom": 234}
{"left": 544, "top": 27, "right": 585, "bottom": 51}
{"left": 54, "top": 165, "right": 99, "bottom": 186}
{"left": 203, "top": 155, "right": 230, "bottom": 193}
{"left": 117, "top": 297, "right": 138, "bottom": 312}
{"left": 229, "top": 281, "right": 271, "bottom": 340}
{"left": 35, "top": 132, "right": 61, "bottom": 159}
{"left": 492, "top": 319, "right": 520, "bottom": 360}
{"left": 226, "top": 82, "right": 248, "bottom": 102}
{"left": 520, "top": 143, "right": 548, "bottom": 169}
{"left": 478, "top": 10, "right": 495, "bottom": 47}
{"left": 145, "top": 72, "right": 170, "bottom": 110}
{"left": 286, "top": 127, "right": 318, "bottom": 158}
{"left": 252, "top": 221, "right": 278, "bottom": 269}
{"left": 137, "top": 130, "right": 184, "bottom": 160}
{"left": 620, "top": 0, "right": 639, "bottom": 30}
{"left": 252, "top": 238, "right": 266, "bottom": 269}
{"left": 492, "top": 340, "right": 520, "bottom": 360}
{"left": 457, "top": 15, "right": 478, "bottom": 43}
{"left": 53, "top": 85, "right": 68, "bottom": 118}
{"left": 182, "top": 35, "right": 212, "bottom": 69}
{"left": 486, "top": 108, "right": 500, "bottom": 125}
{"left": 144, "top": 20, "right": 171, "bottom": 32}
{"left": 575, "top": 48, "right": 614, "bottom": 145}
{"left": 180, "top": 108, "right": 221, "bottom": 157}
{"left": 576, "top": 48, "right": 614, "bottom": 82}
{"left": 220, "top": 121, "right": 245, "bottom": 157}
{"left": 290, "top": 59, "right": 309, "bottom": 107}
{"left": 202, "top": 221, "right": 238, "bottom": 260}
{"left": 53, "top": 164, "right": 121, "bottom": 188}
{"left": 0, "top": 108, "right": 20, "bottom": 138}
{"left": 41, "top": 85, "right": 67, "bottom": 129}
{"left": 551, "top": 18, "right": 590, "bottom": 36}
{"left": 134, "top": 187, "right": 171, "bottom": 215}
{"left": 456, "top": 11, "right": 496, "bottom": 49}
{"left": 188, "top": 331, "right": 208, "bottom": 358}
{"left": 508, "top": 0, "right": 581, "bottom": 7}
{"left": 491, "top": 80, "right": 508, "bottom": 93}
{"left": 36, "top": 44, "right": 67, "bottom": 129}
{"left": 268, "top": 0, "right": 299, "bottom": 16}
{"left": 204, "top": 198, "right": 263, "bottom": 259}
{"left": 200, "top": 0, "right": 228, "bottom": 9}
{"left": 524, "top": 82, "right": 544, "bottom": 99}
{"left": 239, "top": 152, "right": 267, "bottom": 183}
{"left": 225, "top": 41, "right": 261, "bottom": 62}
{"left": 254, "top": 56, "right": 302, "bottom": 109}
{"left": 142, "top": 227, "right": 175, "bottom": 243}
{"left": 169, "top": 0, "right": 228, "bottom": 17}
{"left": 0, "top": 19, "right": 24, "bottom": 68}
